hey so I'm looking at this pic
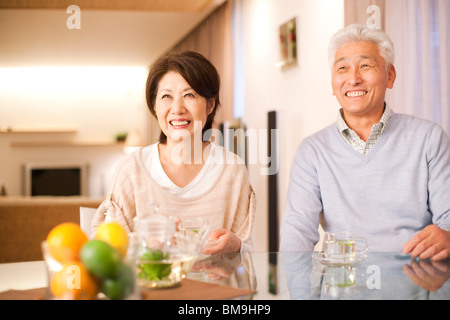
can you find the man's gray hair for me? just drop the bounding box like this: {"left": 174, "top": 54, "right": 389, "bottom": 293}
{"left": 328, "top": 24, "right": 395, "bottom": 71}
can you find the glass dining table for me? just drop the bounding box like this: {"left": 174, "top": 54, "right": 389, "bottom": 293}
{"left": 191, "top": 251, "right": 450, "bottom": 300}
{"left": 0, "top": 251, "right": 449, "bottom": 300}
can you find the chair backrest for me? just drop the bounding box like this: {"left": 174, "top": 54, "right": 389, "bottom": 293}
{"left": 79, "top": 206, "right": 97, "bottom": 237}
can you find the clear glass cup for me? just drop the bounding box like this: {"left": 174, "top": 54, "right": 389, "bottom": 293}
{"left": 178, "top": 217, "right": 210, "bottom": 251}
{"left": 322, "top": 231, "right": 368, "bottom": 261}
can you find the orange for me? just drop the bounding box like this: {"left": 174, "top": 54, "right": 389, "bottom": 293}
{"left": 95, "top": 222, "right": 129, "bottom": 258}
{"left": 50, "top": 261, "right": 98, "bottom": 300}
{"left": 46, "top": 222, "right": 88, "bottom": 263}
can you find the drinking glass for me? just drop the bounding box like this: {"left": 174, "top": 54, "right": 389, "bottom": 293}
{"left": 178, "top": 217, "right": 210, "bottom": 249}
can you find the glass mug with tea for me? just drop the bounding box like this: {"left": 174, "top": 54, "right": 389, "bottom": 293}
{"left": 322, "top": 232, "right": 368, "bottom": 261}
{"left": 179, "top": 217, "right": 210, "bottom": 243}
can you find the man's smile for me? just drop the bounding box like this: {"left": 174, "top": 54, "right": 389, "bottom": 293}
{"left": 345, "top": 90, "right": 368, "bottom": 97}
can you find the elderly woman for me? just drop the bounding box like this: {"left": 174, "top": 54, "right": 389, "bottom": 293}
{"left": 92, "top": 51, "right": 255, "bottom": 255}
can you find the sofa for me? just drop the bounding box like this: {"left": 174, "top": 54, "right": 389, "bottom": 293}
{"left": 0, "top": 196, "right": 102, "bottom": 263}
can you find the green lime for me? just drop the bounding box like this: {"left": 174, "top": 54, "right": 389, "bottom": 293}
{"left": 138, "top": 248, "right": 171, "bottom": 281}
{"left": 140, "top": 248, "right": 168, "bottom": 261}
{"left": 80, "top": 239, "right": 121, "bottom": 278}
{"left": 100, "top": 262, "right": 135, "bottom": 300}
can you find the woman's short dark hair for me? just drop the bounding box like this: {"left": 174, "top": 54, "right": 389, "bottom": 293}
{"left": 145, "top": 51, "right": 221, "bottom": 144}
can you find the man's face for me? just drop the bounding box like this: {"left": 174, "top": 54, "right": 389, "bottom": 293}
{"left": 331, "top": 41, "right": 396, "bottom": 119}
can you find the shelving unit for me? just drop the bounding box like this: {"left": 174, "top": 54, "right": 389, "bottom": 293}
{"left": 1, "top": 126, "right": 124, "bottom": 147}
{"left": 0, "top": 127, "right": 78, "bottom": 134}
{"left": 10, "top": 141, "right": 123, "bottom": 147}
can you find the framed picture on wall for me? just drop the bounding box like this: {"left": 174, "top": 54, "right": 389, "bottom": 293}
{"left": 278, "top": 17, "right": 297, "bottom": 70}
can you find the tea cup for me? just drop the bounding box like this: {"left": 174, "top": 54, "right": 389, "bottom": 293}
{"left": 322, "top": 231, "right": 368, "bottom": 261}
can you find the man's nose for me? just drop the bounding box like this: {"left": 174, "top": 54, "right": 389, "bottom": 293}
{"left": 348, "top": 68, "right": 362, "bottom": 85}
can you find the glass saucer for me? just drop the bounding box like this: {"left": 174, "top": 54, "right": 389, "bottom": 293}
{"left": 312, "top": 251, "right": 367, "bottom": 266}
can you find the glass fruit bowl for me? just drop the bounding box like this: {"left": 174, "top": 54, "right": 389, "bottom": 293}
{"left": 41, "top": 222, "right": 140, "bottom": 300}
{"left": 133, "top": 214, "right": 205, "bottom": 289}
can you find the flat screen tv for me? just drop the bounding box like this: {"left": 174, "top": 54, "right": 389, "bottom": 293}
{"left": 23, "top": 163, "right": 88, "bottom": 196}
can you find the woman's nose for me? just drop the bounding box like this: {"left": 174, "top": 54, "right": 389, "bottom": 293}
{"left": 171, "top": 97, "right": 186, "bottom": 114}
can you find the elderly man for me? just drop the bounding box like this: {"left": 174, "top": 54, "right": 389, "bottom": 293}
{"left": 280, "top": 24, "right": 450, "bottom": 261}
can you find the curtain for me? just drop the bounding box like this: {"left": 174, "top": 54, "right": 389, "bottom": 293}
{"left": 168, "top": 0, "right": 234, "bottom": 126}
{"left": 385, "top": 0, "right": 450, "bottom": 135}
{"left": 344, "top": 0, "right": 386, "bottom": 29}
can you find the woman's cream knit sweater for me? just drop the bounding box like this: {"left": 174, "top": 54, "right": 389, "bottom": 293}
{"left": 91, "top": 145, "right": 256, "bottom": 251}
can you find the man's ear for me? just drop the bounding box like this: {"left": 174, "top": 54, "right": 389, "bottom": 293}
{"left": 386, "top": 64, "right": 396, "bottom": 89}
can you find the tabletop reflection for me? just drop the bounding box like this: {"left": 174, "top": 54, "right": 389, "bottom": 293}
{"left": 1, "top": 251, "right": 448, "bottom": 300}
{"left": 278, "top": 252, "right": 450, "bottom": 300}
{"left": 186, "top": 253, "right": 257, "bottom": 298}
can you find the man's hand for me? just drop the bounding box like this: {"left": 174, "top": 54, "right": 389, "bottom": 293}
{"left": 403, "top": 225, "right": 450, "bottom": 261}
{"left": 403, "top": 258, "right": 450, "bottom": 291}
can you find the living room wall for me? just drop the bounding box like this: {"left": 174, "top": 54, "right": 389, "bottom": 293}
{"left": 0, "top": 64, "right": 149, "bottom": 197}
{"left": 0, "top": 9, "right": 187, "bottom": 197}
{"left": 235, "top": 0, "right": 345, "bottom": 251}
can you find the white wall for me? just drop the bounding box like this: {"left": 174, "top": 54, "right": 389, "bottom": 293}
{"left": 237, "top": 0, "right": 344, "bottom": 252}
{"left": 0, "top": 8, "right": 204, "bottom": 197}
{"left": 0, "top": 65, "right": 150, "bottom": 198}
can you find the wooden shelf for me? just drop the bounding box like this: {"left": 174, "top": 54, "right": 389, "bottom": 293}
{"left": 0, "top": 195, "right": 104, "bottom": 207}
{"left": 0, "top": 127, "right": 78, "bottom": 134}
{"left": 2, "top": 126, "right": 127, "bottom": 147}
{"left": 10, "top": 141, "right": 123, "bottom": 147}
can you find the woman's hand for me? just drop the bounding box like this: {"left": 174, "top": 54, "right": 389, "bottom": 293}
{"left": 191, "top": 255, "right": 238, "bottom": 282}
{"left": 202, "top": 228, "right": 241, "bottom": 255}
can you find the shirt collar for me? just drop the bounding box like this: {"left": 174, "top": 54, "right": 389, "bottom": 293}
{"left": 336, "top": 104, "right": 393, "bottom": 134}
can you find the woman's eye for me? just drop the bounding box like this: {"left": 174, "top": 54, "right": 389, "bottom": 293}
{"left": 161, "top": 94, "right": 171, "bottom": 99}
{"left": 184, "top": 93, "right": 195, "bottom": 98}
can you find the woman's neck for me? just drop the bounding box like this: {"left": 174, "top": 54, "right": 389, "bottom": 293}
{"left": 158, "top": 140, "right": 211, "bottom": 188}
{"left": 159, "top": 139, "right": 210, "bottom": 166}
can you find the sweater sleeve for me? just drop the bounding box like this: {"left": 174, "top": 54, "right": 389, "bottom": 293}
{"left": 280, "top": 140, "right": 322, "bottom": 252}
{"left": 427, "top": 124, "right": 450, "bottom": 230}
{"left": 224, "top": 161, "right": 256, "bottom": 252}
{"left": 90, "top": 153, "right": 137, "bottom": 235}
{"left": 238, "top": 185, "right": 256, "bottom": 253}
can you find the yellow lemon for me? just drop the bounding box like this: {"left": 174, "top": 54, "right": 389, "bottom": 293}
{"left": 95, "top": 222, "right": 129, "bottom": 258}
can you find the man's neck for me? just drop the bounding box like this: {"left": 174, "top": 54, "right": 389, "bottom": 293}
{"left": 342, "top": 106, "right": 385, "bottom": 142}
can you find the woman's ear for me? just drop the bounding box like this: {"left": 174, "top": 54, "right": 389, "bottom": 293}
{"left": 207, "top": 98, "right": 215, "bottom": 115}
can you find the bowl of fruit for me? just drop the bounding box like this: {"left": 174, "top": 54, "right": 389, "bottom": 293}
{"left": 42, "top": 221, "right": 138, "bottom": 300}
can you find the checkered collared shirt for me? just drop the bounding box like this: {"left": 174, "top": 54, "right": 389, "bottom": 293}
{"left": 336, "top": 106, "right": 392, "bottom": 155}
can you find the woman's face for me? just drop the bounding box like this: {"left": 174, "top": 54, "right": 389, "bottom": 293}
{"left": 155, "top": 71, "right": 214, "bottom": 144}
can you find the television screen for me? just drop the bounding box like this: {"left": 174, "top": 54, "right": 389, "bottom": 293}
{"left": 23, "top": 163, "right": 87, "bottom": 196}
{"left": 31, "top": 168, "right": 81, "bottom": 196}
